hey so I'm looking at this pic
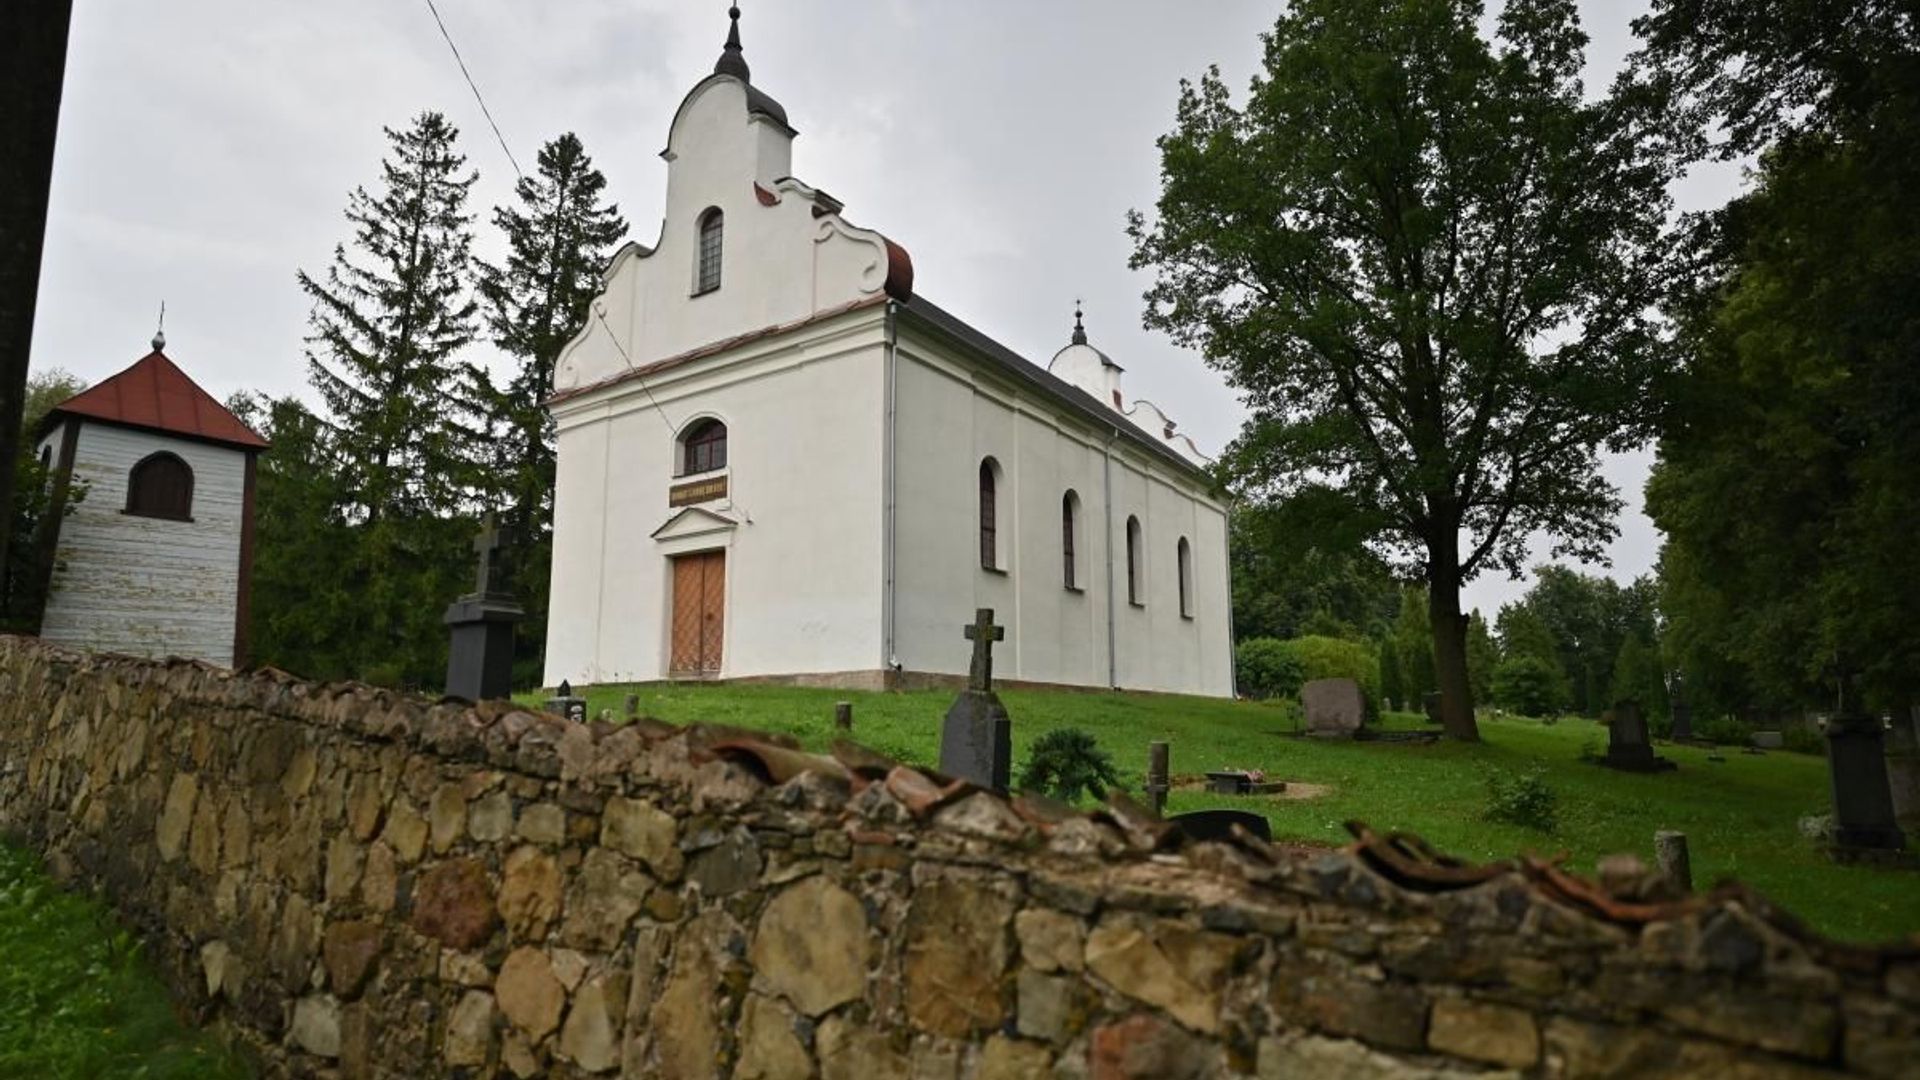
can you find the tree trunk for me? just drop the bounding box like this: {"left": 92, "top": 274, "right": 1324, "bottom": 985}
{"left": 0, "top": 3, "right": 74, "bottom": 613}
{"left": 1426, "top": 533, "right": 1481, "bottom": 741}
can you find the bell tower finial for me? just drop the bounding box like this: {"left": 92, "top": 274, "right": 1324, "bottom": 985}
{"left": 151, "top": 300, "right": 167, "bottom": 352}
{"left": 714, "top": 5, "right": 750, "bottom": 81}
{"left": 1071, "top": 299, "right": 1087, "bottom": 346}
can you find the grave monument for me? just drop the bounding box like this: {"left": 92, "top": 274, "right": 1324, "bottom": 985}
{"left": 443, "top": 518, "right": 523, "bottom": 701}
{"left": 1302, "top": 677, "right": 1367, "bottom": 738}
{"left": 1601, "top": 699, "right": 1676, "bottom": 772}
{"left": 1825, "top": 676, "right": 1906, "bottom": 860}
{"left": 938, "top": 609, "right": 1011, "bottom": 791}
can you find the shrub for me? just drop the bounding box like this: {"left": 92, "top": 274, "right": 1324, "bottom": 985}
{"left": 1482, "top": 768, "right": 1559, "bottom": 832}
{"left": 1017, "top": 728, "right": 1123, "bottom": 803}
{"left": 1491, "top": 656, "right": 1569, "bottom": 717}
{"left": 1694, "top": 714, "right": 1749, "bottom": 746}
{"left": 1782, "top": 725, "right": 1826, "bottom": 756}
{"left": 1282, "top": 635, "right": 1382, "bottom": 704}
{"left": 1235, "top": 638, "right": 1305, "bottom": 700}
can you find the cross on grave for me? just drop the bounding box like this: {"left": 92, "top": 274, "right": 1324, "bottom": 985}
{"left": 471, "top": 516, "right": 512, "bottom": 598}
{"left": 964, "top": 608, "right": 1005, "bottom": 692}
{"left": 939, "top": 607, "right": 1012, "bottom": 791}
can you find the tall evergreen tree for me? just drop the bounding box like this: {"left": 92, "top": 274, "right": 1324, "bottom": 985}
{"left": 1130, "top": 0, "right": 1685, "bottom": 740}
{"left": 299, "top": 111, "right": 482, "bottom": 522}
{"left": 477, "top": 133, "right": 626, "bottom": 683}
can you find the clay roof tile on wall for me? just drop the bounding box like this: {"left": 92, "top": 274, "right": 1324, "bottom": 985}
{"left": 48, "top": 350, "right": 268, "bottom": 450}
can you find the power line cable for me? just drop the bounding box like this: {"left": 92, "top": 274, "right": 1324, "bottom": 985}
{"left": 422, "top": 0, "right": 524, "bottom": 182}
{"left": 592, "top": 302, "right": 679, "bottom": 436}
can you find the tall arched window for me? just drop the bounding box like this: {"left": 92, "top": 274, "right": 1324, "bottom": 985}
{"left": 1126, "top": 515, "right": 1144, "bottom": 606}
{"left": 126, "top": 451, "right": 194, "bottom": 521}
{"left": 979, "top": 458, "right": 1000, "bottom": 570}
{"left": 1177, "top": 537, "right": 1194, "bottom": 618}
{"left": 680, "top": 418, "right": 728, "bottom": 475}
{"left": 695, "top": 207, "right": 724, "bottom": 294}
{"left": 1062, "top": 490, "right": 1080, "bottom": 589}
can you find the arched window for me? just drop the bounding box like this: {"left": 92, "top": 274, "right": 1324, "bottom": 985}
{"left": 1177, "top": 537, "right": 1194, "bottom": 618}
{"left": 126, "top": 451, "right": 194, "bottom": 521}
{"left": 979, "top": 458, "right": 1001, "bottom": 570}
{"left": 680, "top": 418, "right": 728, "bottom": 475}
{"left": 1062, "top": 490, "right": 1080, "bottom": 589}
{"left": 1126, "top": 515, "right": 1143, "bottom": 606}
{"left": 695, "top": 207, "right": 724, "bottom": 293}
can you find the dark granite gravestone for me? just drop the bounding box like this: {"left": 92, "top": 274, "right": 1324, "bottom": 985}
{"left": 938, "top": 609, "right": 1012, "bottom": 791}
{"left": 1601, "top": 699, "right": 1676, "bottom": 772}
{"left": 1167, "top": 809, "right": 1273, "bottom": 844}
{"left": 1668, "top": 672, "right": 1694, "bottom": 741}
{"left": 1888, "top": 707, "right": 1920, "bottom": 834}
{"left": 1423, "top": 691, "right": 1443, "bottom": 726}
{"left": 443, "top": 518, "right": 524, "bottom": 702}
{"left": 1825, "top": 687, "right": 1906, "bottom": 859}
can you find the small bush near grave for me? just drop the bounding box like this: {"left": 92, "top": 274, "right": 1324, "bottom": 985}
{"left": 1491, "top": 656, "right": 1569, "bottom": 717}
{"left": 1234, "top": 637, "right": 1305, "bottom": 700}
{"left": 1281, "top": 635, "right": 1382, "bottom": 704}
{"left": 1694, "top": 714, "right": 1750, "bottom": 746}
{"left": 1482, "top": 768, "right": 1560, "bottom": 832}
{"left": 1018, "top": 728, "right": 1124, "bottom": 803}
{"left": 1782, "top": 726, "right": 1826, "bottom": 756}
{"left": 0, "top": 843, "right": 248, "bottom": 1078}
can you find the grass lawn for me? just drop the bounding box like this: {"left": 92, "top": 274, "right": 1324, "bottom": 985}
{"left": 540, "top": 681, "right": 1920, "bottom": 945}
{"left": 0, "top": 843, "right": 249, "bottom": 1080}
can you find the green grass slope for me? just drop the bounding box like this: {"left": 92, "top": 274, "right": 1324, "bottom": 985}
{"left": 0, "top": 844, "right": 248, "bottom": 1079}
{"left": 542, "top": 682, "right": 1920, "bottom": 944}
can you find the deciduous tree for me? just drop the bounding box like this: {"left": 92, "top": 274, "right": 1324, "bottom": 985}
{"left": 1132, "top": 0, "right": 1683, "bottom": 740}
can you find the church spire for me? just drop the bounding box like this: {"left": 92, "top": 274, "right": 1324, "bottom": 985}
{"left": 1071, "top": 300, "right": 1088, "bottom": 346}
{"left": 713, "top": 5, "right": 750, "bottom": 81}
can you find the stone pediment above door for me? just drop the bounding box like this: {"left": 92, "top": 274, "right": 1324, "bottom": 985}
{"left": 651, "top": 506, "right": 739, "bottom": 543}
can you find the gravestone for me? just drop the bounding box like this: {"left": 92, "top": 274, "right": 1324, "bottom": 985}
{"left": 1825, "top": 681, "right": 1906, "bottom": 859}
{"left": 1888, "top": 707, "right": 1920, "bottom": 833}
{"left": 1601, "top": 699, "right": 1676, "bottom": 772}
{"left": 545, "top": 680, "right": 588, "bottom": 724}
{"left": 938, "top": 609, "right": 1012, "bottom": 791}
{"left": 1302, "top": 678, "right": 1367, "bottom": 738}
{"left": 1668, "top": 673, "right": 1695, "bottom": 741}
{"left": 443, "top": 518, "right": 524, "bottom": 702}
{"left": 1422, "top": 691, "right": 1443, "bottom": 726}
{"left": 1752, "top": 731, "right": 1785, "bottom": 750}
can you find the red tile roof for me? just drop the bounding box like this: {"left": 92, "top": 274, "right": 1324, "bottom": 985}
{"left": 49, "top": 350, "right": 268, "bottom": 450}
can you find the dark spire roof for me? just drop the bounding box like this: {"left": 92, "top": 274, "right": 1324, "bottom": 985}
{"left": 1071, "top": 300, "right": 1088, "bottom": 346}
{"left": 714, "top": 5, "right": 750, "bottom": 81}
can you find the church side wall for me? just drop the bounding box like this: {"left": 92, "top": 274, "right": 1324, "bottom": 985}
{"left": 545, "top": 314, "right": 888, "bottom": 687}
{"left": 891, "top": 331, "right": 1232, "bottom": 696}
{"left": 3, "top": 636, "right": 1914, "bottom": 1079}
{"left": 38, "top": 422, "right": 244, "bottom": 667}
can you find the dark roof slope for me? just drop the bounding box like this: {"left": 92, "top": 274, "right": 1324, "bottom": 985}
{"left": 47, "top": 350, "right": 268, "bottom": 450}
{"left": 897, "top": 296, "right": 1213, "bottom": 484}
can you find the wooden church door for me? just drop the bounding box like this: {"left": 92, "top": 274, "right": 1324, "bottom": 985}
{"left": 669, "top": 551, "right": 726, "bottom": 677}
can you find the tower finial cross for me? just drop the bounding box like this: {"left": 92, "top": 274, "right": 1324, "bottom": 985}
{"left": 963, "top": 607, "right": 1005, "bottom": 692}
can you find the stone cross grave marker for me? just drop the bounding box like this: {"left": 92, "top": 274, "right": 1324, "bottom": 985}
{"left": 443, "top": 514, "right": 524, "bottom": 702}
{"left": 939, "top": 608, "right": 1012, "bottom": 791}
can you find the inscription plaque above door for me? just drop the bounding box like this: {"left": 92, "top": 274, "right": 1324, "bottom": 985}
{"left": 669, "top": 475, "right": 728, "bottom": 507}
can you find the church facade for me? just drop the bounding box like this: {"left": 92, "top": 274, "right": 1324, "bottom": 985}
{"left": 544, "top": 12, "right": 1234, "bottom": 697}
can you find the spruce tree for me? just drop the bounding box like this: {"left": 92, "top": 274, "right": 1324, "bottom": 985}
{"left": 476, "top": 133, "right": 626, "bottom": 683}
{"left": 299, "top": 111, "right": 482, "bottom": 522}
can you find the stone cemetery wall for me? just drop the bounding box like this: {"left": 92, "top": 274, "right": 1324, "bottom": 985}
{"left": 0, "top": 635, "right": 1915, "bottom": 1078}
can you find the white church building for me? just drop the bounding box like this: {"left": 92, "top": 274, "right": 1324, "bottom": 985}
{"left": 544, "top": 10, "right": 1234, "bottom": 696}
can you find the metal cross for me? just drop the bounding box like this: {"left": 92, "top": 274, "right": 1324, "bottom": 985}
{"left": 472, "top": 515, "right": 512, "bottom": 597}
{"left": 963, "top": 607, "right": 1005, "bottom": 692}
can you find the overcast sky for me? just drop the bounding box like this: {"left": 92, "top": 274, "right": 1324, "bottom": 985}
{"left": 32, "top": 0, "right": 1741, "bottom": 617}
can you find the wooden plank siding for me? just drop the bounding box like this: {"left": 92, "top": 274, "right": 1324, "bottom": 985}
{"left": 38, "top": 422, "right": 247, "bottom": 667}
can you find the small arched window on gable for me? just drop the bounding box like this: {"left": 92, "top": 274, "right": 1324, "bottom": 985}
{"left": 695, "top": 207, "right": 724, "bottom": 294}
{"left": 1126, "top": 515, "right": 1144, "bottom": 606}
{"left": 1062, "top": 490, "right": 1081, "bottom": 590}
{"left": 680, "top": 418, "right": 728, "bottom": 476}
{"left": 1177, "top": 537, "right": 1194, "bottom": 618}
{"left": 126, "top": 451, "right": 194, "bottom": 521}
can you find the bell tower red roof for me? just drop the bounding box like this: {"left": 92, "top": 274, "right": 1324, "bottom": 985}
{"left": 47, "top": 349, "right": 268, "bottom": 450}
